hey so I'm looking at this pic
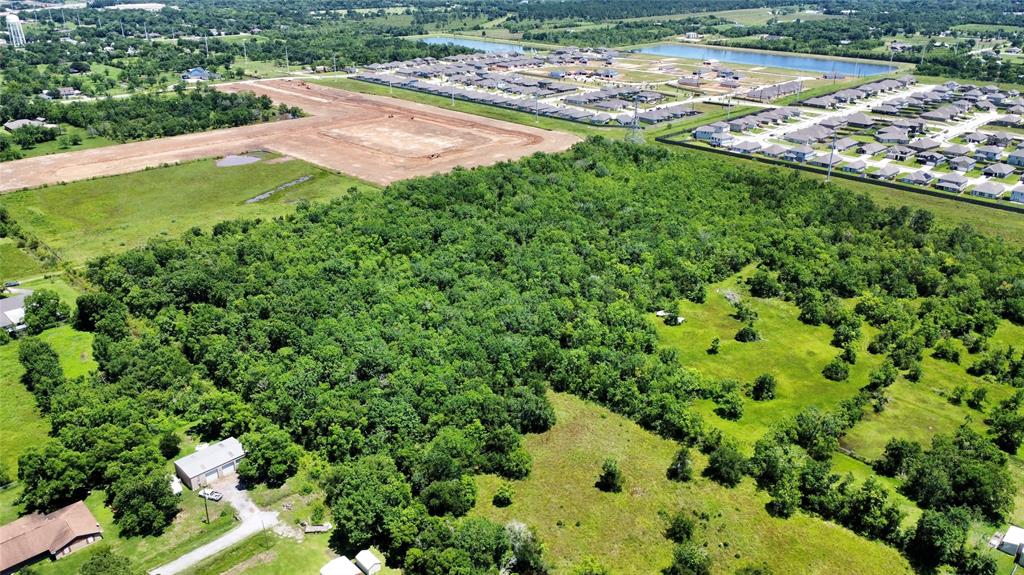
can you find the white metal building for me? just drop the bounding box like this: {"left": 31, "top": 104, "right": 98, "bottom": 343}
{"left": 173, "top": 437, "right": 245, "bottom": 490}
{"left": 355, "top": 550, "right": 382, "bottom": 575}
{"left": 320, "top": 557, "right": 362, "bottom": 575}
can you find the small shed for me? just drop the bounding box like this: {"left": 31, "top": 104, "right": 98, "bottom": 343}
{"left": 321, "top": 557, "right": 362, "bottom": 575}
{"left": 174, "top": 437, "right": 246, "bottom": 490}
{"left": 355, "top": 549, "right": 383, "bottom": 575}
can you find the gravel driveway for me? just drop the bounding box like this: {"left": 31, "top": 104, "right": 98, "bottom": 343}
{"left": 148, "top": 477, "right": 297, "bottom": 575}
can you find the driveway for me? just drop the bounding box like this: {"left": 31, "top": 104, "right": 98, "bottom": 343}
{"left": 149, "top": 478, "right": 297, "bottom": 575}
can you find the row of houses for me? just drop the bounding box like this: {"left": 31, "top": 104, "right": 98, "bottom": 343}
{"left": 802, "top": 76, "right": 917, "bottom": 109}
{"left": 718, "top": 137, "right": 1024, "bottom": 202}
{"left": 354, "top": 72, "right": 693, "bottom": 126}
{"left": 872, "top": 81, "right": 1024, "bottom": 119}
{"left": 563, "top": 86, "right": 666, "bottom": 110}
{"left": 692, "top": 107, "right": 803, "bottom": 146}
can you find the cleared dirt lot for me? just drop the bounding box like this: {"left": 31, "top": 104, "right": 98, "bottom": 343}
{"left": 0, "top": 79, "right": 579, "bottom": 192}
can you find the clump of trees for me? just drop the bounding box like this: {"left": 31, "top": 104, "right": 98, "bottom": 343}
{"left": 596, "top": 459, "right": 624, "bottom": 493}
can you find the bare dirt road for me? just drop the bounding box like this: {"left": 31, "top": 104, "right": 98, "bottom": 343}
{"left": 0, "top": 79, "right": 580, "bottom": 192}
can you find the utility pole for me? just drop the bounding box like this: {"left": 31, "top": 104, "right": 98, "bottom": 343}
{"left": 285, "top": 44, "right": 289, "bottom": 72}
{"left": 826, "top": 129, "right": 838, "bottom": 183}
{"left": 201, "top": 483, "right": 210, "bottom": 524}
{"left": 204, "top": 34, "right": 209, "bottom": 59}
{"left": 628, "top": 98, "right": 642, "bottom": 144}
{"left": 120, "top": 19, "right": 126, "bottom": 38}
{"left": 332, "top": 53, "right": 337, "bottom": 73}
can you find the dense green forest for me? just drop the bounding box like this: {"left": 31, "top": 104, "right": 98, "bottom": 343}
{"left": 12, "top": 138, "right": 1022, "bottom": 573}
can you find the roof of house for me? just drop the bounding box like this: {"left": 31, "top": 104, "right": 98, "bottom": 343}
{"left": 355, "top": 550, "right": 382, "bottom": 572}
{"left": 0, "top": 501, "right": 101, "bottom": 572}
{"left": 0, "top": 294, "right": 27, "bottom": 329}
{"left": 902, "top": 170, "right": 933, "bottom": 183}
{"left": 939, "top": 172, "right": 968, "bottom": 184}
{"left": 984, "top": 163, "right": 1015, "bottom": 175}
{"left": 874, "top": 165, "right": 900, "bottom": 177}
{"left": 973, "top": 181, "right": 1005, "bottom": 195}
{"left": 174, "top": 437, "right": 245, "bottom": 479}
{"left": 321, "top": 557, "right": 362, "bottom": 575}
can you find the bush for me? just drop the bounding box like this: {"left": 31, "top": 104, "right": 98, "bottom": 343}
{"left": 751, "top": 374, "right": 777, "bottom": 401}
{"left": 663, "top": 542, "right": 711, "bottom": 575}
{"left": 492, "top": 482, "right": 514, "bottom": 507}
{"left": 571, "top": 557, "right": 611, "bottom": 575}
{"left": 933, "top": 338, "right": 962, "bottom": 364}
{"left": 0, "top": 328, "right": 10, "bottom": 346}
{"left": 707, "top": 336, "right": 720, "bottom": 355}
{"left": 596, "top": 459, "right": 624, "bottom": 493}
{"left": 714, "top": 393, "right": 744, "bottom": 420}
{"left": 23, "top": 289, "right": 71, "bottom": 335}
{"left": 421, "top": 476, "right": 477, "bottom": 516}
{"left": 735, "top": 324, "right": 760, "bottom": 343}
{"left": 704, "top": 440, "right": 745, "bottom": 487}
{"left": 666, "top": 446, "right": 693, "bottom": 482}
{"left": 748, "top": 270, "right": 782, "bottom": 298}
{"left": 822, "top": 357, "right": 849, "bottom": 381}
{"left": 665, "top": 510, "right": 695, "bottom": 543}
{"left": 310, "top": 501, "right": 327, "bottom": 524}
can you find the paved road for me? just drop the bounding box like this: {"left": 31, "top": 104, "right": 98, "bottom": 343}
{"left": 148, "top": 479, "right": 286, "bottom": 575}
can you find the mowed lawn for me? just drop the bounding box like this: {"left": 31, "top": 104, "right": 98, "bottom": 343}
{"left": 0, "top": 325, "right": 93, "bottom": 475}
{"left": 654, "top": 268, "right": 887, "bottom": 449}
{"left": 472, "top": 392, "right": 912, "bottom": 575}
{"left": 0, "top": 156, "right": 377, "bottom": 265}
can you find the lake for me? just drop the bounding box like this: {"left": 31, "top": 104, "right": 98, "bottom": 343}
{"left": 634, "top": 44, "right": 896, "bottom": 76}
{"left": 420, "top": 36, "right": 526, "bottom": 54}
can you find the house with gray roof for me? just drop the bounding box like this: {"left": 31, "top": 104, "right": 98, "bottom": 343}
{"left": 1011, "top": 186, "right": 1024, "bottom": 204}
{"left": 983, "top": 163, "right": 1016, "bottom": 178}
{"left": 887, "top": 146, "right": 915, "bottom": 161}
{"left": 859, "top": 142, "right": 888, "bottom": 156}
{"left": 174, "top": 437, "right": 246, "bottom": 490}
{"left": 783, "top": 145, "right": 814, "bottom": 162}
{"left": 869, "top": 165, "right": 901, "bottom": 180}
{"left": 975, "top": 145, "right": 1004, "bottom": 161}
{"left": 935, "top": 172, "right": 969, "bottom": 192}
{"left": 971, "top": 181, "right": 1006, "bottom": 199}
{"left": 1009, "top": 149, "right": 1024, "bottom": 167}
{"left": 841, "top": 159, "right": 867, "bottom": 174}
{"left": 900, "top": 171, "right": 934, "bottom": 186}
{"left": 950, "top": 156, "right": 976, "bottom": 172}
{"left": 0, "top": 294, "right": 28, "bottom": 333}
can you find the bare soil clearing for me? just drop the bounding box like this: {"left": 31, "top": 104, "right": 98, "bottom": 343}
{"left": 0, "top": 79, "right": 579, "bottom": 192}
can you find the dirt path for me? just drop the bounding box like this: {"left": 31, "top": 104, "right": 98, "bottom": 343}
{"left": 0, "top": 79, "right": 579, "bottom": 192}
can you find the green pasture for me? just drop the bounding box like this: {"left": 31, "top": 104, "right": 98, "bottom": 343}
{"left": 472, "top": 392, "right": 913, "bottom": 575}
{"left": 0, "top": 157, "right": 376, "bottom": 265}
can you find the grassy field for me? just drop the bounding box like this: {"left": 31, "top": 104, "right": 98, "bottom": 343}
{"left": 4, "top": 125, "right": 118, "bottom": 161}
{"left": 705, "top": 7, "right": 837, "bottom": 26}
{"left": 0, "top": 156, "right": 376, "bottom": 265}
{"left": 653, "top": 266, "right": 887, "bottom": 448}
{"left": 0, "top": 238, "right": 46, "bottom": 280}
{"left": 472, "top": 392, "right": 913, "bottom": 575}
{"left": 0, "top": 324, "right": 93, "bottom": 475}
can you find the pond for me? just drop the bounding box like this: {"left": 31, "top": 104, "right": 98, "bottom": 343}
{"left": 634, "top": 44, "right": 897, "bottom": 76}
{"left": 419, "top": 36, "right": 526, "bottom": 54}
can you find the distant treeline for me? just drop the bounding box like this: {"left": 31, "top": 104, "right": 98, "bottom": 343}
{"left": 1, "top": 86, "right": 300, "bottom": 143}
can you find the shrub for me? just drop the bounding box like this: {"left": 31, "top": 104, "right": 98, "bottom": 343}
{"left": 714, "top": 393, "right": 744, "bottom": 420}
{"left": 748, "top": 270, "right": 782, "bottom": 298}
{"left": 822, "top": 357, "right": 849, "bottom": 381}
{"left": 596, "top": 459, "right": 623, "bottom": 493}
{"left": 665, "top": 510, "right": 695, "bottom": 543}
{"left": 707, "top": 336, "right": 720, "bottom": 355}
{"left": 751, "top": 374, "right": 777, "bottom": 401}
{"left": 704, "top": 440, "right": 745, "bottom": 487}
{"left": 666, "top": 446, "right": 693, "bottom": 482}
{"left": 663, "top": 542, "right": 711, "bottom": 575}
{"left": 735, "top": 324, "right": 760, "bottom": 343}
{"left": 493, "top": 482, "right": 514, "bottom": 507}
{"left": 932, "top": 338, "right": 962, "bottom": 364}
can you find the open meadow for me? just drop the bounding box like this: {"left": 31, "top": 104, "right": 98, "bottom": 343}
{"left": 472, "top": 392, "right": 914, "bottom": 575}
{"left": 0, "top": 156, "right": 375, "bottom": 267}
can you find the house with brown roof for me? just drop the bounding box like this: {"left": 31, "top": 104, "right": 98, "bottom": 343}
{"left": 0, "top": 501, "right": 102, "bottom": 574}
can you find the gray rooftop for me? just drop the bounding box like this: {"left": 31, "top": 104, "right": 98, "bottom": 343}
{"left": 174, "top": 437, "right": 245, "bottom": 479}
